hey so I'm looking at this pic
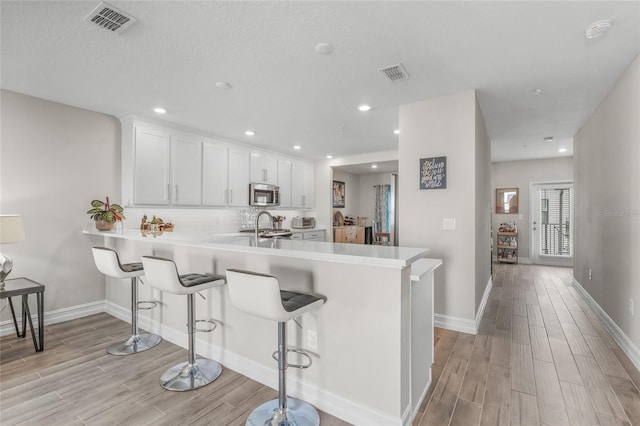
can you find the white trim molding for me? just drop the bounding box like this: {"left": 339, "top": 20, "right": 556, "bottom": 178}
{"left": 0, "top": 300, "right": 105, "bottom": 337}
{"left": 434, "top": 313, "right": 476, "bottom": 334}
{"left": 434, "top": 276, "right": 493, "bottom": 336}
{"left": 475, "top": 276, "right": 493, "bottom": 333}
{"left": 572, "top": 278, "right": 640, "bottom": 371}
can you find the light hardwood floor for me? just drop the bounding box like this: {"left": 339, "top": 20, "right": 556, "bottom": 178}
{"left": 415, "top": 264, "right": 640, "bottom": 426}
{"left": 2, "top": 264, "right": 639, "bottom": 425}
{"left": 0, "top": 313, "right": 349, "bottom": 425}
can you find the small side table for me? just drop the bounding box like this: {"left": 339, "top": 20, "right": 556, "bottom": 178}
{"left": 0, "top": 277, "right": 45, "bottom": 352}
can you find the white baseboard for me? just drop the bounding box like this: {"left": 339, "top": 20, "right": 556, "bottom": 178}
{"left": 571, "top": 278, "right": 640, "bottom": 372}
{"left": 412, "top": 378, "right": 432, "bottom": 422}
{"left": 0, "top": 300, "right": 105, "bottom": 337}
{"left": 475, "top": 276, "right": 493, "bottom": 333}
{"left": 105, "top": 301, "right": 407, "bottom": 425}
{"left": 434, "top": 313, "right": 476, "bottom": 334}
{"left": 433, "top": 276, "right": 493, "bottom": 336}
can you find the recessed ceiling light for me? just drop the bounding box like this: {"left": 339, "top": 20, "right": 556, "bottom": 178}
{"left": 293, "top": 145, "right": 301, "bottom": 150}
{"left": 532, "top": 88, "right": 542, "bottom": 96}
{"left": 245, "top": 130, "right": 255, "bottom": 136}
{"left": 558, "top": 147, "right": 568, "bottom": 153}
{"left": 371, "top": 164, "right": 378, "bottom": 169}
{"left": 326, "top": 155, "right": 333, "bottom": 159}
{"left": 315, "top": 43, "right": 333, "bottom": 54}
{"left": 153, "top": 107, "right": 167, "bottom": 114}
{"left": 544, "top": 136, "right": 554, "bottom": 142}
{"left": 585, "top": 19, "right": 613, "bottom": 39}
{"left": 394, "top": 129, "right": 400, "bottom": 135}
{"left": 358, "top": 104, "right": 371, "bottom": 112}
{"left": 215, "top": 81, "right": 231, "bottom": 89}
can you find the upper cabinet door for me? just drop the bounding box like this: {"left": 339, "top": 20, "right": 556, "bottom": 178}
{"left": 172, "top": 133, "right": 202, "bottom": 206}
{"left": 228, "top": 147, "right": 251, "bottom": 207}
{"left": 202, "top": 141, "right": 229, "bottom": 207}
{"left": 291, "top": 160, "right": 314, "bottom": 208}
{"left": 250, "top": 151, "right": 278, "bottom": 185}
{"left": 277, "top": 158, "right": 292, "bottom": 208}
{"left": 134, "top": 126, "right": 171, "bottom": 205}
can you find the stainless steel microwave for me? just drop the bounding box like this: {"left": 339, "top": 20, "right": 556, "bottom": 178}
{"left": 249, "top": 183, "right": 280, "bottom": 207}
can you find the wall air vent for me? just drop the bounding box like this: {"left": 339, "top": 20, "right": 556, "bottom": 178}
{"left": 379, "top": 63, "right": 410, "bottom": 82}
{"left": 84, "top": 2, "right": 137, "bottom": 34}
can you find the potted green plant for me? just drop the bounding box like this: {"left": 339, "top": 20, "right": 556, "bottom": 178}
{"left": 87, "top": 197, "right": 125, "bottom": 231}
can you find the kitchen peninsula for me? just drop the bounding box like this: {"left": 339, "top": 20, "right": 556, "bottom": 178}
{"left": 84, "top": 228, "right": 440, "bottom": 425}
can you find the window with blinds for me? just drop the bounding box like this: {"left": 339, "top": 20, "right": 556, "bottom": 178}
{"left": 539, "top": 187, "right": 572, "bottom": 257}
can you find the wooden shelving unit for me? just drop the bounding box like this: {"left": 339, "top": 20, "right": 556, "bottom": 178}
{"left": 497, "top": 230, "right": 518, "bottom": 263}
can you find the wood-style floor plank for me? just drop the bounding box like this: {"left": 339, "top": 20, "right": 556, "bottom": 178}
{"left": 0, "top": 313, "right": 348, "bottom": 426}
{"left": 4, "top": 264, "right": 640, "bottom": 426}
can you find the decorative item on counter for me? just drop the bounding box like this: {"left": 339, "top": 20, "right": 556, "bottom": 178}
{"left": 271, "top": 215, "right": 285, "bottom": 230}
{"left": 87, "top": 196, "right": 125, "bottom": 231}
{"left": 344, "top": 216, "right": 356, "bottom": 226}
{"left": 140, "top": 214, "right": 174, "bottom": 237}
{"left": 333, "top": 210, "right": 344, "bottom": 226}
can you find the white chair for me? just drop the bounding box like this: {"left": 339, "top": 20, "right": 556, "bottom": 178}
{"left": 141, "top": 255, "right": 226, "bottom": 391}
{"left": 91, "top": 247, "right": 161, "bottom": 355}
{"left": 225, "top": 268, "right": 326, "bottom": 426}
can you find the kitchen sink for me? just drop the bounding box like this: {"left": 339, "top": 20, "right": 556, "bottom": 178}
{"left": 239, "top": 228, "right": 292, "bottom": 238}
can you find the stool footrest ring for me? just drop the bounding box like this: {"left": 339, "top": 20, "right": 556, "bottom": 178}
{"left": 194, "top": 319, "right": 217, "bottom": 333}
{"left": 136, "top": 300, "right": 158, "bottom": 310}
{"left": 272, "top": 348, "right": 313, "bottom": 369}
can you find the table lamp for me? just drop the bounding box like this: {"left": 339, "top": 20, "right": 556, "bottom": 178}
{"left": 0, "top": 214, "right": 26, "bottom": 290}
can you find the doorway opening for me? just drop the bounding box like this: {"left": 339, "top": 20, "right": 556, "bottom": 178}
{"left": 531, "top": 182, "right": 574, "bottom": 266}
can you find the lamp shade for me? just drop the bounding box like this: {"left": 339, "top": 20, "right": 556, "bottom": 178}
{"left": 0, "top": 215, "right": 26, "bottom": 244}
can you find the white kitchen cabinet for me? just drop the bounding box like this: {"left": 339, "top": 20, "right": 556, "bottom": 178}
{"left": 291, "top": 160, "right": 314, "bottom": 209}
{"left": 228, "top": 147, "right": 251, "bottom": 207}
{"left": 133, "top": 126, "right": 171, "bottom": 205}
{"left": 202, "top": 141, "right": 229, "bottom": 206}
{"left": 277, "top": 158, "right": 292, "bottom": 208}
{"left": 172, "top": 132, "right": 202, "bottom": 206}
{"left": 250, "top": 151, "right": 278, "bottom": 185}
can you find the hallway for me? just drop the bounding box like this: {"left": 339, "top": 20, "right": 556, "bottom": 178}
{"left": 416, "top": 264, "right": 640, "bottom": 426}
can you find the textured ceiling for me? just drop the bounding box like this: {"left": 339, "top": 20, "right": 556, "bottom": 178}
{"left": 2, "top": 1, "right": 639, "bottom": 163}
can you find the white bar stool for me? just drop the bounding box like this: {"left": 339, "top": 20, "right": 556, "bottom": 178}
{"left": 91, "top": 247, "right": 162, "bottom": 355}
{"left": 225, "top": 269, "right": 326, "bottom": 426}
{"left": 141, "top": 255, "right": 226, "bottom": 391}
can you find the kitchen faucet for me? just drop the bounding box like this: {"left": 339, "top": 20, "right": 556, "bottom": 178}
{"left": 255, "top": 210, "right": 273, "bottom": 241}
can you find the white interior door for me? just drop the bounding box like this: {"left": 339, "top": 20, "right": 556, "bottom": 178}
{"left": 531, "top": 182, "right": 574, "bottom": 266}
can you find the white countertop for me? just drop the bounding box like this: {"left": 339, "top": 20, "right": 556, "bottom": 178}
{"left": 83, "top": 228, "right": 429, "bottom": 269}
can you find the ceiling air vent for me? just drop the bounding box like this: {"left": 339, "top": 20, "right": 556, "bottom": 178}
{"left": 84, "top": 2, "right": 137, "bottom": 34}
{"left": 379, "top": 63, "right": 410, "bottom": 82}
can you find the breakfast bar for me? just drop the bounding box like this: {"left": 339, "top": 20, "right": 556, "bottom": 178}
{"left": 84, "top": 229, "right": 439, "bottom": 425}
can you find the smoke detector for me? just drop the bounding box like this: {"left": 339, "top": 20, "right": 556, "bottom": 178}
{"left": 379, "top": 63, "right": 410, "bottom": 82}
{"left": 585, "top": 19, "right": 613, "bottom": 39}
{"left": 85, "top": 2, "right": 137, "bottom": 34}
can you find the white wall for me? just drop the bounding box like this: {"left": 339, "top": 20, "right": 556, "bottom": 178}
{"left": 399, "top": 90, "right": 491, "bottom": 324}
{"left": 475, "top": 99, "right": 492, "bottom": 313}
{"left": 492, "top": 157, "right": 574, "bottom": 260}
{"left": 0, "top": 90, "right": 120, "bottom": 317}
{"left": 574, "top": 54, "right": 640, "bottom": 350}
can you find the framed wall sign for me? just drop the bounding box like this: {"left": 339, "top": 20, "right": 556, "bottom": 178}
{"left": 332, "top": 180, "right": 345, "bottom": 208}
{"left": 420, "top": 156, "right": 447, "bottom": 189}
{"left": 496, "top": 187, "right": 519, "bottom": 214}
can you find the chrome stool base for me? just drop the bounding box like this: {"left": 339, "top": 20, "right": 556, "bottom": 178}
{"left": 107, "top": 333, "right": 162, "bottom": 356}
{"left": 160, "top": 357, "right": 223, "bottom": 391}
{"left": 246, "top": 398, "right": 320, "bottom": 426}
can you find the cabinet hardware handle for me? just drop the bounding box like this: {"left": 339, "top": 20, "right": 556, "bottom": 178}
{"left": 229, "top": 189, "right": 233, "bottom": 204}
{"left": 167, "top": 184, "right": 170, "bottom": 202}
{"left": 175, "top": 184, "right": 178, "bottom": 201}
